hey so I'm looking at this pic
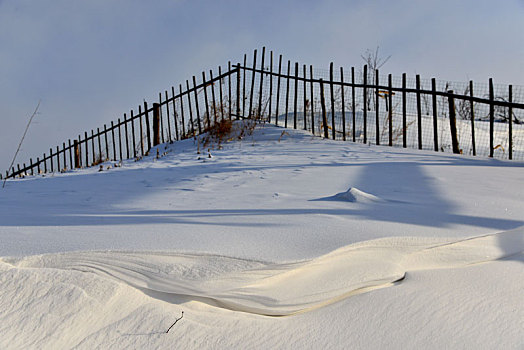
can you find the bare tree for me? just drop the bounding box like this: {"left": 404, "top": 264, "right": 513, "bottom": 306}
{"left": 361, "top": 47, "right": 391, "bottom": 111}
{"left": 361, "top": 46, "right": 391, "bottom": 73}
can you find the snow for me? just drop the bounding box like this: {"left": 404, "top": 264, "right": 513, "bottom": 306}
{"left": 1, "top": 122, "right": 523, "bottom": 349}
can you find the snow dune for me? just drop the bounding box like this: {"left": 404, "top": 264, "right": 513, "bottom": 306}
{"left": 6, "top": 226, "right": 522, "bottom": 317}
{"left": 1, "top": 122, "right": 523, "bottom": 349}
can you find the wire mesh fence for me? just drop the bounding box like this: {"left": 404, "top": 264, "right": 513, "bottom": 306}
{"left": 5, "top": 48, "right": 524, "bottom": 180}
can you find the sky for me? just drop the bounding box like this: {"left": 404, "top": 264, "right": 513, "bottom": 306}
{"left": 1, "top": 0, "right": 524, "bottom": 173}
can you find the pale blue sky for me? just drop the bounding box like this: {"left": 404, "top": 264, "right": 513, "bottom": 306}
{"left": 1, "top": 0, "right": 524, "bottom": 171}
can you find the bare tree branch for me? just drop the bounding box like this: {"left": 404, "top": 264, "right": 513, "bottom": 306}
{"left": 3, "top": 101, "right": 40, "bottom": 188}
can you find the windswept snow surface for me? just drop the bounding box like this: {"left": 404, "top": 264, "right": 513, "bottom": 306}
{"left": 1, "top": 123, "right": 523, "bottom": 349}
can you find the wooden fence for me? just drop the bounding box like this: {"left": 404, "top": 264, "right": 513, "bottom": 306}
{"left": 4, "top": 47, "right": 524, "bottom": 180}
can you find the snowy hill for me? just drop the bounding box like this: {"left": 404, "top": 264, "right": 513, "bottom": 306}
{"left": 0, "top": 122, "right": 523, "bottom": 349}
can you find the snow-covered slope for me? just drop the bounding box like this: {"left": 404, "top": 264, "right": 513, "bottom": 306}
{"left": 1, "top": 122, "right": 523, "bottom": 349}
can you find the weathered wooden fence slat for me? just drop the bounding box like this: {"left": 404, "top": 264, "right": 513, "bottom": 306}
{"left": 6, "top": 50, "right": 524, "bottom": 179}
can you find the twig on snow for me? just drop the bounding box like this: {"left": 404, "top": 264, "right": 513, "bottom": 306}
{"left": 166, "top": 311, "right": 184, "bottom": 333}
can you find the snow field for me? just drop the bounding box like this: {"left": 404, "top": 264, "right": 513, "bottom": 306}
{"left": 0, "top": 122, "right": 523, "bottom": 349}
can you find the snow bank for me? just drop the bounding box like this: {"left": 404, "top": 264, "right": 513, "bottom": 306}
{"left": 1, "top": 123, "right": 523, "bottom": 349}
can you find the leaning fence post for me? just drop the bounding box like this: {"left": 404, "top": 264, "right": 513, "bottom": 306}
{"left": 153, "top": 103, "right": 161, "bottom": 146}
{"left": 447, "top": 90, "right": 460, "bottom": 154}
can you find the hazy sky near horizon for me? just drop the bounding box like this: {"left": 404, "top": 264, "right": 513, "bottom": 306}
{"left": 1, "top": 0, "right": 524, "bottom": 172}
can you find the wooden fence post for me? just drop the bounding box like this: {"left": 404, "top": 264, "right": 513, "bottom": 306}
{"left": 489, "top": 78, "right": 494, "bottom": 157}
{"left": 56, "top": 146, "right": 60, "bottom": 171}
{"left": 144, "top": 102, "right": 152, "bottom": 151}
{"left": 91, "top": 129, "right": 96, "bottom": 165}
{"left": 179, "top": 84, "right": 186, "bottom": 136}
{"left": 416, "top": 74, "right": 422, "bottom": 150}
{"left": 275, "top": 56, "right": 282, "bottom": 125}
{"left": 340, "top": 67, "right": 346, "bottom": 141}
{"left": 111, "top": 122, "right": 116, "bottom": 160}
{"left": 74, "top": 140, "right": 80, "bottom": 168}
{"left": 242, "top": 54, "right": 247, "bottom": 116}
{"left": 402, "top": 73, "right": 407, "bottom": 148}
{"left": 209, "top": 70, "right": 217, "bottom": 124}
{"left": 62, "top": 143, "right": 66, "bottom": 170}
{"left": 68, "top": 139, "right": 73, "bottom": 169}
{"left": 329, "top": 62, "right": 337, "bottom": 140}
{"left": 117, "top": 119, "right": 123, "bottom": 160}
{"left": 509, "top": 84, "right": 513, "bottom": 160}
{"left": 363, "top": 65, "right": 368, "bottom": 144}
{"left": 388, "top": 74, "right": 393, "bottom": 147}
{"left": 104, "top": 124, "right": 109, "bottom": 161}
{"left": 320, "top": 79, "right": 329, "bottom": 138}
{"left": 303, "top": 64, "right": 307, "bottom": 130}
{"left": 375, "top": 69, "right": 380, "bottom": 145}
{"left": 139, "top": 109, "right": 145, "bottom": 156}
{"left": 173, "top": 86, "right": 180, "bottom": 139}
{"left": 191, "top": 78, "right": 201, "bottom": 133}
{"left": 124, "top": 113, "right": 130, "bottom": 159}
{"left": 158, "top": 93, "right": 165, "bottom": 143}
{"left": 202, "top": 71, "right": 210, "bottom": 129}
{"left": 84, "top": 131, "right": 89, "bottom": 166}
{"left": 186, "top": 80, "right": 195, "bottom": 135}
{"left": 236, "top": 65, "right": 241, "bottom": 120}
{"left": 153, "top": 103, "right": 161, "bottom": 146}
{"left": 447, "top": 90, "right": 460, "bottom": 154}
{"left": 228, "top": 61, "right": 232, "bottom": 120}
{"left": 257, "top": 47, "right": 265, "bottom": 118}
{"left": 50, "top": 148, "right": 54, "bottom": 172}
{"left": 469, "top": 81, "right": 476, "bottom": 156}
{"left": 269, "top": 52, "right": 273, "bottom": 122}
{"left": 130, "top": 110, "right": 137, "bottom": 157}
{"left": 285, "top": 60, "right": 291, "bottom": 128}
{"left": 249, "top": 49, "right": 257, "bottom": 118}
{"left": 431, "top": 78, "right": 438, "bottom": 151}
{"left": 165, "top": 91, "right": 172, "bottom": 141}
{"left": 329, "top": 62, "right": 336, "bottom": 139}
{"left": 310, "top": 65, "right": 315, "bottom": 134}
{"left": 294, "top": 62, "right": 299, "bottom": 129}
{"left": 219, "top": 66, "right": 225, "bottom": 119}
{"left": 351, "top": 67, "right": 356, "bottom": 142}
